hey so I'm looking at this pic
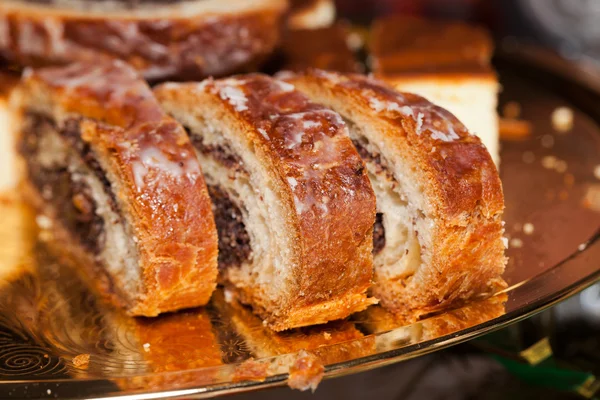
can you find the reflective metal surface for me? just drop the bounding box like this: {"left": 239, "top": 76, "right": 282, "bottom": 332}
{"left": 1, "top": 52, "right": 600, "bottom": 398}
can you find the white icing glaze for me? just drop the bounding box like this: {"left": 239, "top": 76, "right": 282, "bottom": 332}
{"left": 218, "top": 85, "right": 248, "bottom": 112}
{"left": 315, "top": 69, "right": 343, "bottom": 83}
{"left": 287, "top": 177, "right": 298, "bottom": 189}
{"left": 285, "top": 109, "right": 344, "bottom": 126}
{"left": 292, "top": 195, "right": 308, "bottom": 214}
{"left": 285, "top": 130, "right": 305, "bottom": 149}
{"left": 303, "top": 120, "right": 320, "bottom": 129}
{"left": 275, "top": 80, "right": 295, "bottom": 92}
{"left": 132, "top": 147, "right": 199, "bottom": 191}
{"left": 415, "top": 112, "right": 424, "bottom": 135}
{"left": 368, "top": 97, "right": 413, "bottom": 117}
{"left": 257, "top": 127, "right": 269, "bottom": 140}
{"left": 429, "top": 127, "right": 460, "bottom": 142}
{"left": 369, "top": 94, "right": 462, "bottom": 142}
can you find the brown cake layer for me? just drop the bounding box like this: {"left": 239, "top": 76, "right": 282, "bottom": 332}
{"left": 370, "top": 15, "right": 494, "bottom": 77}
{"left": 281, "top": 24, "right": 360, "bottom": 73}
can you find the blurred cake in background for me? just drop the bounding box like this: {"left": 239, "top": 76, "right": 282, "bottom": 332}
{"left": 288, "top": 0, "right": 336, "bottom": 30}
{"left": 280, "top": 22, "right": 362, "bottom": 72}
{"left": 370, "top": 16, "right": 500, "bottom": 165}
{"left": 0, "top": 69, "right": 20, "bottom": 190}
{"left": 0, "top": 0, "right": 288, "bottom": 81}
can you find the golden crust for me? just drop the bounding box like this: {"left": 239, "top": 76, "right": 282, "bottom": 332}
{"left": 212, "top": 290, "right": 374, "bottom": 366}
{"left": 286, "top": 69, "right": 506, "bottom": 319}
{"left": 154, "top": 74, "right": 377, "bottom": 330}
{"left": 0, "top": 0, "right": 288, "bottom": 81}
{"left": 15, "top": 60, "right": 219, "bottom": 316}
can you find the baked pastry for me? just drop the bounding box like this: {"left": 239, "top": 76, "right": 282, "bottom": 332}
{"left": 286, "top": 70, "right": 506, "bottom": 321}
{"left": 0, "top": 0, "right": 288, "bottom": 82}
{"left": 0, "top": 69, "right": 20, "bottom": 190}
{"left": 281, "top": 23, "right": 362, "bottom": 73}
{"left": 211, "top": 289, "right": 374, "bottom": 366}
{"left": 12, "top": 60, "right": 219, "bottom": 316}
{"left": 369, "top": 16, "right": 500, "bottom": 165}
{"left": 288, "top": 0, "right": 335, "bottom": 30}
{"left": 154, "top": 74, "right": 377, "bottom": 331}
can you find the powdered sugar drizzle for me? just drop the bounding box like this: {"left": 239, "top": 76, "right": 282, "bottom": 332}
{"left": 429, "top": 128, "right": 460, "bottom": 142}
{"left": 132, "top": 147, "right": 199, "bottom": 191}
{"left": 415, "top": 112, "right": 424, "bottom": 134}
{"left": 369, "top": 97, "right": 413, "bottom": 117}
{"left": 257, "top": 128, "right": 269, "bottom": 140}
{"left": 275, "top": 80, "right": 295, "bottom": 92}
{"left": 286, "top": 130, "right": 305, "bottom": 149}
{"left": 369, "top": 94, "right": 462, "bottom": 142}
{"left": 303, "top": 120, "right": 320, "bottom": 129}
{"left": 287, "top": 177, "right": 298, "bottom": 189}
{"left": 218, "top": 85, "right": 248, "bottom": 112}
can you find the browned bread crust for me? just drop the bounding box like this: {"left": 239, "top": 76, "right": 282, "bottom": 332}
{"left": 212, "top": 290, "right": 373, "bottom": 364}
{"left": 0, "top": 0, "right": 288, "bottom": 81}
{"left": 154, "top": 74, "right": 377, "bottom": 330}
{"left": 286, "top": 69, "right": 506, "bottom": 320}
{"left": 13, "top": 60, "right": 219, "bottom": 316}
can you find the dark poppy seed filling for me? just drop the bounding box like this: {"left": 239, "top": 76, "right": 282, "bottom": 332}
{"left": 19, "top": 112, "right": 116, "bottom": 254}
{"left": 190, "top": 134, "right": 247, "bottom": 175}
{"left": 184, "top": 126, "right": 253, "bottom": 269}
{"left": 352, "top": 139, "right": 389, "bottom": 255}
{"left": 373, "top": 213, "right": 385, "bottom": 254}
{"left": 207, "top": 184, "right": 252, "bottom": 270}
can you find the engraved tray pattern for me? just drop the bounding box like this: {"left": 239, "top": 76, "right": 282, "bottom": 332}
{"left": 1, "top": 52, "right": 600, "bottom": 399}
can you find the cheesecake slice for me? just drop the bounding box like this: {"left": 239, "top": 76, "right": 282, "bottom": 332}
{"left": 370, "top": 16, "right": 500, "bottom": 165}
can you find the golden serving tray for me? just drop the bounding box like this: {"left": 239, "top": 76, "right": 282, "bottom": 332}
{"left": 1, "top": 48, "right": 600, "bottom": 399}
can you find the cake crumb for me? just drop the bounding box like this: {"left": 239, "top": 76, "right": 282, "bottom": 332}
{"left": 510, "top": 238, "right": 523, "bottom": 248}
{"left": 502, "top": 237, "right": 509, "bottom": 249}
{"left": 72, "top": 354, "right": 90, "bottom": 369}
{"left": 143, "top": 343, "right": 150, "bottom": 352}
{"left": 551, "top": 107, "right": 574, "bottom": 132}
{"left": 502, "top": 101, "right": 521, "bottom": 119}
{"left": 323, "top": 332, "right": 332, "bottom": 340}
{"left": 579, "top": 243, "right": 587, "bottom": 251}
{"left": 523, "top": 223, "right": 534, "bottom": 235}
{"left": 287, "top": 350, "right": 324, "bottom": 392}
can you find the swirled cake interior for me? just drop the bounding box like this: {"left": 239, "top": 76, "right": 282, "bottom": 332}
{"left": 187, "top": 130, "right": 254, "bottom": 271}
{"left": 350, "top": 128, "right": 423, "bottom": 280}
{"left": 19, "top": 111, "right": 140, "bottom": 296}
